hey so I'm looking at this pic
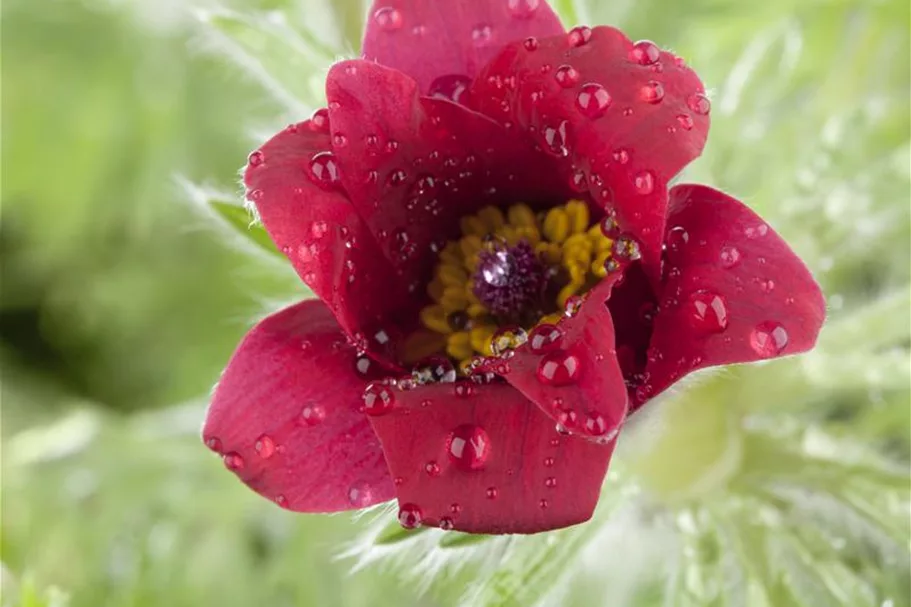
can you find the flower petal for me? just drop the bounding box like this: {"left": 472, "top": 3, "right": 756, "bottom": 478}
{"left": 325, "top": 60, "right": 563, "bottom": 293}
{"left": 470, "top": 27, "right": 710, "bottom": 278}
{"left": 362, "top": 0, "right": 564, "bottom": 96}
{"left": 634, "top": 184, "right": 826, "bottom": 407}
{"left": 244, "top": 119, "right": 412, "bottom": 358}
{"left": 498, "top": 273, "right": 629, "bottom": 441}
{"left": 202, "top": 300, "right": 394, "bottom": 512}
{"left": 368, "top": 382, "right": 615, "bottom": 533}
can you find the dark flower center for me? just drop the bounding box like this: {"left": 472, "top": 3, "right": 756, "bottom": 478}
{"left": 472, "top": 240, "right": 547, "bottom": 321}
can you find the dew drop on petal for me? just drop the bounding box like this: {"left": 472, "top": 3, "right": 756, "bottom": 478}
{"left": 309, "top": 108, "right": 330, "bottom": 132}
{"left": 508, "top": 0, "right": 540, "bottom": 18}
{"left": 688, "top": 290, "right": 729, "bottom": 333}
{"left": 424, "top": 461, "right": 441, "bottom": 476}
{"left": 523, "top": 37, "right": 539, "bottom": 51}
{"left": 676, "top": 114, "right": 694, "bottom": 130}
{"left": 429, "top": 74, "right": 472, "bottom": 104}
{"left": 612, "top": 148, "right": 630, "bottom": 165}
{"left": 633, "top": 170, "right": 655, "bottom": 195}
{"left": 544, "top": 477, "right": 557, "bottom": 488}
{"left": 205, "top": 437, "right": 223, "bottom": 453}
{"left": 719, "top": 245, "right": 742, "bottom": 269}
{"left": 223, "top": 452, "right": 245, "bottom": 471}
{"left": 362, "top": 382, "right": 396, "bottom": 416}
{"left": 300, "top": 402, "right": 326, "bottom": 426}
{"left": 629, "top": 40, "right": 661, "bottom": 65}
{"left": 439, "top": 516, "right": 455, "bottom": 531}
{"left": 575, "top": 83, "right": 612, "bottom": 119}
{"left": 528, "top": 323, "right": 564, "bottom": 354}
{"left": 666, "top": 226, "right": 689, "bottom": 255}
{"left": 640, "top": 81, "right": 665, "bottom": 104}
{"left": 374, "top": 6, "right": 403, "bottom": 31}
{"left": 543, "top": 457, "right": 555, "bottom": 467}
{"left": 447, "top": 424, "right": 491, "bottom": 471}
{"left": 347, "top": 481, "right": 375, "bottom": 507}
{"left": 567, "top": 25, "right": 592, "bottom": 47}
{"left": 687, "top": 93, "right": 711, "bottom": 115}
{"left": 308, "top": 152, "right": 341, "bottom": 190}
{"left": 398, "top": 503, "right": 423, "bottom": 529}
{"left": 247, "top": 150, "right": 264, "bottom": 168}
{"left": 554, "top": 65, "right": 580, "bottom": 88}
{"left": 471, "top": 24, "right": 494, "bottom": 47}
{"left": 750, "top": 321, "right": 788, "bottom": 358}
{"left": 536, "top": 350, "right": 582, "bottom": 386}
{"left": 564, "top": 295, "right": 584, "bottom": 317}
{"left": 254, "top": 434, "right": 276, "bottom": 459}
{"left": 486, "top": 486, "right": 499, "bottom": 499}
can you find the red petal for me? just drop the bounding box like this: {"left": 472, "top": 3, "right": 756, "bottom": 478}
{"left": 203, "top": 300, "right": 394, "bottom": 512}
{"left": 362, "top": 0, "right": 564, "bottom": 97}
{"left": 498, "top": 274, "right": 629, "bottom": 441}
{"left": 244, "top": 119, "right": 412, "bottom": 357}
{"left": 634, "top": 185, "right": 826, "bottom": 407}
{"left": 607, "top": 262, "right": 657, "bottom": 381}
{"left": 325, "top": 60, "right": 563, "bottom": 292}
{"left": 368, "top": 382, "right": 615, "bottom": 533}
{"left": 470, "top": 27, "right": 710, "bottom": 278}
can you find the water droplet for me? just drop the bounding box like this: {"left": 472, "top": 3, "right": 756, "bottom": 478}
{"left": 544, "top": 477, "right": 557, "bottom": 488}
{"left": 508, "top": 0, "right": 539, "bottom": 18}
{"left": 374, "top": 6, "right": 403, "bottom": 31}
{"left": 539, "top": 498, "right": 549, "bottom": 509}
{"left": 612, "top": 149, "right": 630, "bottom": 165}
{"left": 393, "top": 476, "right": 404, "bottom": 486}
{"left": 541, "top": 120, "right": 570, "bottom": 156}
{"left": 254, "top": 434, "right": 276, "bottom": 459}
{"left": 354, "top": 354, "right": 375, "bottom": 378}
{"left": 300, "top": 403, "right": 326, "bottom": 426}
{"left": 309, "top": 108, "right": 330, "bottom": 132}
{"left": 569, "top": 168, "right": 587, "bottom": 192}
{"left": 472, "top": 24, "right": 493, "bottom": 47}
{"left": 564, "top": 295, "right": 585, "bottom": 317}
{"left": 529, "top": 323, "right": 564, "bottom": 354}
{"left": 575, "top": 83, "right": 612, "bottom": 119}
{"left": 666, "top": 226, "right": 689, "bottom": 255}
{"left": 412, "top": 356, "right": 457, "bottom": 384}
{"left": 536, "top": 350, "right": 582, "bottom": 386}
{"left": 274, "top": 494, "right": 287, "bottom": 507}
{"left": 750, "top": 321, "right": 788, "bottom": 358}
{"left": 583, "top": 412, "right": 609, "bottom": 436}
{"left": 745, "top": 223, "right": 769, "bottom": 239}
{"left": 439, "top": 516, "right": 455, "bottom": 530}
{"left": 424, "top": 461, "right": 441, "bottom": 476}
{"left": 676, "top": 114, "right": 694, "bottom": 130}
{"left": 543, "top": 457, "right": 555, "bottom": 467}
{"left": 567, "top": 25, "right": 592, "bottom": 47}
{"left": 398, "top": 503, "right": 423, "bottom": 529}
{"left": 688, "top": 290, "right": 729, "bottom": 333}
{"left": 554, "top": 64, "right": 580, "bottom": 88}
{"left": 486, "top": 487, "right": 499, "bottom": 499}
{"left": 308, "top": 152, "right": 341, "bottom": 190}
{"left": 687, "top": 93, "right": 711, "bottom": 115}
{"left": 638, "top": 302, "right": 656, "bottom": 325}
{"left": 491, "top": 326, "right": 528, "bottom": 356}
{"left": 633, "top": 170, "right": 655, "bottom": 194}
{"left": 629, "top": 40, "right": 661, "bottom": 65}
{"left": 387, "top": 169, "right": 407, "bottom": 187}
{"left": 428, "top": 74, "right": 472, "bottom": 104}
{"left": 205, "top": 437, "right": 223, "bottom": 453}
{"left": 523, "top": 36, "right": 539, "bottom": 51}
{"left": 612, "top": 234, "right": 642, "bottom": 261}
{"left": 720, "top": 245, "right": 742, "bottom": 269}
{"left": 450, "top": 503, "right": 462, "bottom": 514}
{"left": 223, "top": 452, "right": 245, "bottom": 471}
{"left": 247, "top": 150, "right": 264, "bottom": 168}
{"left": 453, "top": 382, "right": 475, "bottom": 398}
{"left": 447, "top": 425, "right": 491, "bottom": 471}
{"left": 640, "top": 81, "right": 665, "bottom": 104}
{"left": 348, "top": 481, "right": 375, "bottom": 507}
{"left": 362, "top": 382, "right": 396, "bottom": 416}
{"left": 332, "top": 132, "right": 348, "bottom": 147}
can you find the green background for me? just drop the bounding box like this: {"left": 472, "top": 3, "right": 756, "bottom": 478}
{"left": 2, "top": 0, "right": 909, "bottom": 605}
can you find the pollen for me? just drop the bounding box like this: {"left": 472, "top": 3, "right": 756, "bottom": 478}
{"left": 411, "top": 200, "right": 614, "bottom": 370}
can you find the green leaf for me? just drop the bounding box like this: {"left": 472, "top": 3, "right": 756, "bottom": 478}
{"left": 373, "top": 519, "right": 429, "bottom": 545}
{"left": 209, "top": 201, "right": 283, "bottom": 258}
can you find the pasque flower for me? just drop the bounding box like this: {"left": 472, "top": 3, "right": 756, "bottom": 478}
{"left": 203, "top": 0, "right": 825, "bottom": 534}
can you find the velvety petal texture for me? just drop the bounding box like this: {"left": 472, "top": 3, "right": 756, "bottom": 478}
{"left": 244, "top": 119, "right": 412, "bottom": 357}
{"left": 633, "top": 185, "right": 826, "bottom": 406}
{"left": 362, "top": 0, "right": 564, "bottom": 96}
{"left": 470, "top": 27, "right": 710, "bottom": 277}
{"left": 497, "top": 273, "right": 629, "bottom": 441}
{"left": 368, "top": 382, "right": 616, "bottom": 533}
{"left": 203, "top": 300, "right": 394, "bottom": 512}
{"left": 325, "top": 60, "right": 564, "bottom": 293}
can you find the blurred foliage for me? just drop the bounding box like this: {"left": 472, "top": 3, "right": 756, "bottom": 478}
{"left": 2, "top": 0, "right": 909, "bottom": 606}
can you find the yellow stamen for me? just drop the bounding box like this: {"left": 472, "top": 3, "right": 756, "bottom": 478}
{"left": 415, "top": 199, "right": 615, "bottom": 371}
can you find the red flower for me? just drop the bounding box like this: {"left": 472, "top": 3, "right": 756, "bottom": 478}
{"left": 203, "top": 0, "right": 825, "bottom": 534}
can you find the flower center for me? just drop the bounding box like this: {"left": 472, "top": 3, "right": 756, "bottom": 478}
{"left": 409, "top": 200, "right": 615, "bottom": 372}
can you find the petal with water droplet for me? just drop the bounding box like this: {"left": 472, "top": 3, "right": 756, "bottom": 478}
{"left": 368, "top": 382, "right": 616, "bottom": 533}
{"left": 470, "top": 26, "right": 710, "bottom": 281}
{"left": 203, "top": 301, "right": 395, "bottom": 512}
{"left": 362, "top": 0, "right": 564, "bottom": 96}
{"left": 634, "top": 185, "right": 825, "bottom": 408}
